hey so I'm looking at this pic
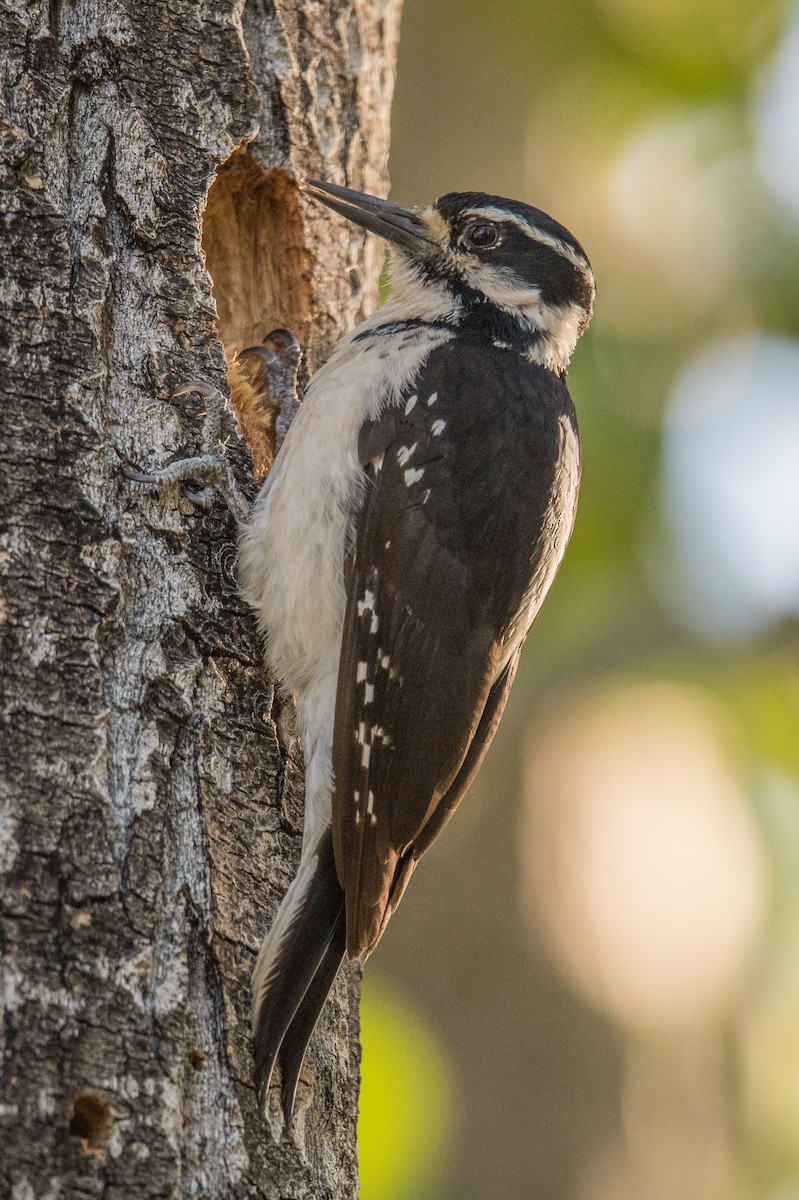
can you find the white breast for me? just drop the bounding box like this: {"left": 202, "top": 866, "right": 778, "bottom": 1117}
{"left": 239, "top": 303, "right": 453, "bottom": 839}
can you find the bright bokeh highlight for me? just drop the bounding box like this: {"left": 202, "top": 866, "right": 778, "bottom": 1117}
{"left": 661, "top": 334, "right": 799, "bottom": 636}
{"left": 521, "top": 681, "right": 767, "bottom": 1029}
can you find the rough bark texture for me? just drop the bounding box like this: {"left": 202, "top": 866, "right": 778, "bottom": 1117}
{"left": 0, "top": 0, "right": 400, "bottom": 1195}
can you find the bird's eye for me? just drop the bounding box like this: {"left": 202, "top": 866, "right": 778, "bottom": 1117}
{"left": 464, "top": 223, "right": 499, "bottom": 250}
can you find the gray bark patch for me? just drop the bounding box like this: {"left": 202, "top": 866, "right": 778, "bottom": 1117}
{"left": 0, "top": 0, "right": 401, "bottom": 1195}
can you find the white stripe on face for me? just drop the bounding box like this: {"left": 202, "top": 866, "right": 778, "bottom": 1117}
{"left": 461, "top": 206, "right": 591, "bottom": 273}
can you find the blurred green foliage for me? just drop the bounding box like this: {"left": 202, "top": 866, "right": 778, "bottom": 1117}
{"left": 358, "top": 976, "right": 455, "bottom": 1200}
{"left": 358, "top": 0, "right": 799, "bottom": 1197}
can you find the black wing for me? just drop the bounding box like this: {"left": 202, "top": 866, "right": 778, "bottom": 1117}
{"left": 332, "top": 339, "right": 580, "bottom": 958}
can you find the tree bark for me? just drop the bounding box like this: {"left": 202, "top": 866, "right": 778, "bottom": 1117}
{"left": 0, "top": 1, "right": 400, "bottom": 1195}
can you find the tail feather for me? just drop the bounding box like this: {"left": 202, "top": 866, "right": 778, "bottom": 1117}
{"left": 251, "top": 828, "right": 345, "bottom": 1124}
{"left": 277, "top": 911, "right": 347, "bottom": 1130}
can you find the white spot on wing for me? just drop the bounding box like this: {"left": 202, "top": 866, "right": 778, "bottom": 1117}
{"left": 431, "top": 419, "right": 446, "bottom": 437}
{"left": 356, "top": 662, "right": 367, "bottom": 682}
{"left": 362, "top": 743, "right": 371, "bottom": 768}
{"left": 405, "top": 395, "right": 418, "bottom": 414}
{"left": 426, "top": 391, "right": 438, "bottom": 406}
{"left": 357, "top": 589, "right": 375, "bottom": 617}
{"left": 405, "top": 467, "right": 424, "bottom": 486}
{"left": 397, "top": 443, "right": 418, "bottom": 467}
{"left": 364, "top": 683, "right": 374, "bottom": 704}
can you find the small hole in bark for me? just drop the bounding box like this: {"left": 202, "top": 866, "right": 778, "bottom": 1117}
{"left": 202, "top": 150, "right": 313, "bottom": 480}
{"left": 187, "top": 1048, "right": 206, "bottom": 1071}
{"left": 69, "top": 1093, "right": 113, "bottom": 1155}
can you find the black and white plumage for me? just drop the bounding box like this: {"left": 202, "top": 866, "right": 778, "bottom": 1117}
{"left": 238, "top": 180, "right": 594, "bottom": 1128}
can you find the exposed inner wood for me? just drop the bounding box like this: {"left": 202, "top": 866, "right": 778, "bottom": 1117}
{"left": 203, "top": 152, "right": 313, "bottom": 479}
{"left": 203, "top": 152, "right": 313, "bottom": 352}
{"left": 69, "top": 1094, "right": 114, "bottom": 1155}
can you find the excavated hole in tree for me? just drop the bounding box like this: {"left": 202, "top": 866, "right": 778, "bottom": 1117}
{"left": 187, "top": 1047, "right": 206, "bottom": 1071}
{"left": 69, "top": 1093, "right": 113, "bottom": 1156}
{"left": 202, "top": 150, "right": 313, "bottom": 481}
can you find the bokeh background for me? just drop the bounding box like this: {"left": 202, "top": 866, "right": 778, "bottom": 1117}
{"left": 356, "top": 1, "right": 799, "bottom": 1197}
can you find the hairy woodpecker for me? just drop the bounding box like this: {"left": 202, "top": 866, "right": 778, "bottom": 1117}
{"left": 236, "top": 180, "right": 595, "bottom": 1128}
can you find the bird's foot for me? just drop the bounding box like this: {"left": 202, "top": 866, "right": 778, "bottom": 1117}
{"left": 123, "top": 329, "right": 300, "bottom": 517}
{"left": 122, "top": 451, "right": 250, "bottom": 523}
{"left": 122, "top": 369, "right": 254, "bottom": 519}
{"left": 238, "top": 328, "right": 302, "bottom": 457}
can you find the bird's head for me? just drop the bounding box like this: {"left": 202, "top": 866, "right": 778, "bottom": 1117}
{"left": 302, "top": 180, "right": 595, "bottom": 372}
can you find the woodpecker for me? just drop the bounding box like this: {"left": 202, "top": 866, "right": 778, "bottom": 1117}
{"left": 236, "top": 180, "right": 595, "bottom": 1129}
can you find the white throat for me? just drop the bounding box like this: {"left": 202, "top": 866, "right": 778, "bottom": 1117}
{"left": 377, "top": 255, "right": 462, "bottom": 325}
{"left": 522, "top": 301, "right": 584, "bottom": 373}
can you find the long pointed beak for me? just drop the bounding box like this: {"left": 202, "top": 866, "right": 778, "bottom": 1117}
{"left": 301, "top": 179, "right": 436, "bottom": 257}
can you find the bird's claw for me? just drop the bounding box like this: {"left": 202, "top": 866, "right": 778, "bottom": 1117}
{"left": 121, "top": 455, "right": 250, "bottom": 522}
{"left": 121, "top": 465, "right": 165, "bottom": 492}
{"left": 238, "top": 346, "right": 282, "bottom": 370}
{"left": 170, "top": 379, "right": 222, "bottom": 402}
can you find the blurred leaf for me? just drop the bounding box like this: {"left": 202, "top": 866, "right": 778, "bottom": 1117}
{"left": 359, "top": 975, "right": 456, "bottom": 1200}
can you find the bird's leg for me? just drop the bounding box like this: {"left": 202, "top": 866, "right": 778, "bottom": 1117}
{"left": 122, "top": 331, "right": 302, "bottom": 519}
{"left": 238, "top": 328, "right": 302, "bottom": 457}
{"left": 122, "top": 451, "right": 251, "bottom": 522}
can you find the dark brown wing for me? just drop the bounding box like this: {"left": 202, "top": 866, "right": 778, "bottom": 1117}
{"left": 369, "top": 647, "right": 522, "bottom": 949}
{"left": 332, "top": 339, "right": 580, "bottom": 958}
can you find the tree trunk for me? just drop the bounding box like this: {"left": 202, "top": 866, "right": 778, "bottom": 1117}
{"left": 0, "top": 1, "right": 400, "bottom": 1195}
